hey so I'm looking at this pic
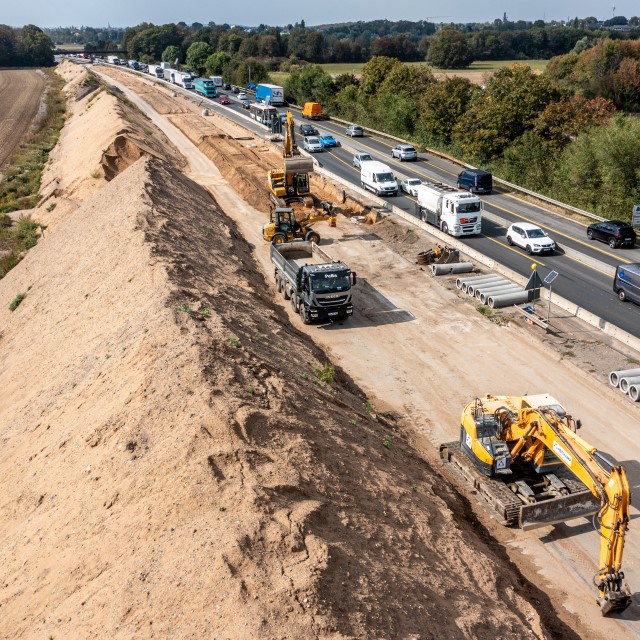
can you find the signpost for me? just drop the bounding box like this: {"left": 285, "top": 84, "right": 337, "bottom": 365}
{"left": 525, "top": 264, "right": 544, "bottom": 310}
{"left": 544, "top": 270, "right": 559, "bottom": 330}
{"left": 632, "top": 204, "right": 640, "bottom": 228}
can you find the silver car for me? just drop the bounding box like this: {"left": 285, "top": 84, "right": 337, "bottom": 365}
{"left": 391, "top": 144, "right": 417, "bottom": 161}
{"left": 346, "top": 124, "right": 364, "bottom": 137}
{"left": 353, "top": 151, "right": 373, "bottom": 168}
{"left": 303, "top": 136, "right": 323, "bottom": 153}
{"left": 400, "top": 178, "right": 422, "bottom": 196}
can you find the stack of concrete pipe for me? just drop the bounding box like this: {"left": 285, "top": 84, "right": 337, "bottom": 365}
{"left": 609, "top": 367, "right": 640, "bottom": 402}
{"left": 455, "top": 274, "right": 529, "bottom": 309}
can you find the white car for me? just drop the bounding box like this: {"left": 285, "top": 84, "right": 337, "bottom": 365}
{"left": 391, "top": 144, "right": 417, "bottom": 161}
{"left": 506, "top": 222, "right": 556, "bottom": 254}
{"left": 237, "top": 92, "right": 248, "bottom": 101}
{"left": 303, "top": 136, "right": 323, "bottom": 153}
{"left": 400, "top": 178, "right": 422, "bottom": 196}
{"left": 352, "top": 151, "right": 373, "bottom": 168}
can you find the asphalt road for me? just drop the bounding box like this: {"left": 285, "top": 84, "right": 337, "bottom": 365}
{"left": 94, "top": 64, "right": 640, "bottom": 340}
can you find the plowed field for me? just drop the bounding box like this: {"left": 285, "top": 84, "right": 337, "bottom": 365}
{"left": 0, "top": 69, "right": 46, "bottom": 168}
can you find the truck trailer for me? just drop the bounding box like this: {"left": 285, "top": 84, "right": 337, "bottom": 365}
{"left": 148, "top": 64, "right": 164, "bottom": 78}
{"left": 163, "top": 68, "right": 176, "bottom": 83}
{"left": 174, "top": 72, "right": 193, "bottom": 89}
{"left": 255, "top": 83, "right": 285, "bottom": 106}
{"left": 209, "top": 76, "right": 223, "bottom": 88}
{"left": 107, "top": 56, "right": 121, "bottom": 65}
{"left": 415, "top": 180, "right": 483, "bottom": 237}
{"left": 193, "top": 77, "right": 217, "bottom": 98}
{"left": 271, "top": 241, "right": 357, "bottom": 324}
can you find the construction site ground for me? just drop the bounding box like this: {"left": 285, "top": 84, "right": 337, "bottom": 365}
{"left": 0, "top": 60, "right": 638, "bottom": 639}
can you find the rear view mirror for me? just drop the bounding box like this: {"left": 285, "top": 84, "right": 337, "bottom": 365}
{"left": 351, "top": 272, "right": 357, "bottom": 285}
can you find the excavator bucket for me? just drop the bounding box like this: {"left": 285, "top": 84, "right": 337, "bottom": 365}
{"left": 519, "top": 492, "right": 600, "bottom": 531}
{"left": 284, "top": 157, "right": 314, "bottom": 174}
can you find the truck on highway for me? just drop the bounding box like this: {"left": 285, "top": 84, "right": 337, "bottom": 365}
{"left": 127, "top": 60, "right": 140, "bottom": 70}
{"left": 175, "top": 72, "right": 193, "bottom": 89}
{"left": 271, "top": 241, "right": 357, "bottom": 324}
{"left": 148, "top": 64, "right": 164, "bottom": 78}
{"left": 163, "top": 68, "right": 176, "bottom": 83}
{"left": 415, "top": 180, "right": 483, "bottom": 237}
{"left": 107, "top": 56, "right": 121, "bottom": 65}
{"left": 209, "top": 76, "right": 223, "bottom": 88}
{"left": 360, "top": 161, "right": 398, "bottom": 197}
{"left": 193, "top": 77, "right": 217, "bottom": 98}
{"left": 256, "top": 83, "right": 285, "bottom": 106}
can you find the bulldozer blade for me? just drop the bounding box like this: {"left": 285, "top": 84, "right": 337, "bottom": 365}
{"left": 519, "top": 491, "right": 600, "bottom": 531}
{"left": 284, "top": 157, "right": 314, "bottom": 174}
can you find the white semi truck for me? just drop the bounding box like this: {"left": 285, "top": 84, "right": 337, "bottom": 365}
{"left": 271, "top": 241, "right": 357, "bottom": 324}
{"left": 148, "top": 64, "right": 164, "bottom": 78}
{"left": 415, "top": 180, "right": 483, "bottom": 237}
{"left": 209, "top": 76, "right": 223, "bottom": 88}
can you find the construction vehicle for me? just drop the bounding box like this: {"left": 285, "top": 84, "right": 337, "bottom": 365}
{"left": 416, "top": 244, "right": 460, "bottom": 265}
{"left": 262, "top": 202, "right": 336, "bottom": 245}
{"left": 271, "top": 241, "right": 356, "bottom": 324}
{"left": 268, "top": 111, "right": 314, "bottom": 205}
{"left": 440, "top": 394, "right": 631, "bottom": 615}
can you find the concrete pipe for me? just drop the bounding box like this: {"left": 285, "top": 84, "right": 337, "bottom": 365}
{"left": 629, "top": 384, "right": 640, "bottom": 402}
{"left": 431, "top": 262, "right": 475, "bottom": 276}
{"left": 488, "top": 290, "right": 530, "bottom": 308}
{"left": 479, "top": 285, "right": 522, "bottom": 304}
{"left": 474, "top": 282, "right": 519, "bottom": 299}
{"left": 619, "top": 376, "right": 640, "bottom": 394}
{"left": 467, "top": 278, "right": 508, "bottom": 296}
{"left": 202, "top": 108, "right": 209, "bottom": 116}
{"left": 456, "top": 275, "right": 493, "bottom": 289}
{"left": 456, "top": 274, "right": 501, "bottom": 291}
{"left": 609, "top": 368, "right": 640, "bottom": 387}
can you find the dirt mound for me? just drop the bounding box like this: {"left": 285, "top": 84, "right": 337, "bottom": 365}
{"left": 100, "top": 131, "right": 164, "bottom": 181}
{"left": 0, "top": 151, "right": 574, "bottom": 639}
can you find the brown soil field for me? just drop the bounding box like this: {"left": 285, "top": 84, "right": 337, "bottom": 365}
{"left": 0, "top": 70, "right": 46, "bottom": 168}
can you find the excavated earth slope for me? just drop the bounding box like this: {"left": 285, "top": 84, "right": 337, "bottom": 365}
{"left": 0, "top": 62, "right": 579, "bottom": 639}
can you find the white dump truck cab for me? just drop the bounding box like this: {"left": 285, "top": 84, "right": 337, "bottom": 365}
{"left": 415, "top": 181, "right": 482, "bottom": 237}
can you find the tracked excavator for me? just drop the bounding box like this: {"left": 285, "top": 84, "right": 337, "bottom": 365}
{"left": 268, "top": 111, "right": 314, "bottom": 206}
{"left": 440, "top": 394, "right": 631, "bottom": 615}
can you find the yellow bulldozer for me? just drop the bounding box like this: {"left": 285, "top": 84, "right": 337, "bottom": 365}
{"left": 268, "top": 111, "right": 314, "bottom": 205}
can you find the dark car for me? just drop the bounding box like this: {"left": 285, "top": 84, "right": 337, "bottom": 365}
{"left": 223, "top": 83, "right": 231, "bottom": 90}
{"left": 299, "top": 123, "right": 318, "bottom": 136}
{"left": 587, "top": 220, "right": 637, "bottom": 248}
{"left": 240, "top": 98, "right": 251, "bottom": 109}
{"left": 457, "top": 169, "right": 492, "bottom": 194}
{"left": 232, "top": 86, "right": 240, "bottom": 93}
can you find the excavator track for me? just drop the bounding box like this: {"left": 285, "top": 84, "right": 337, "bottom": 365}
{"left": 440, "top": 440, "right": 599, "bottom": 529}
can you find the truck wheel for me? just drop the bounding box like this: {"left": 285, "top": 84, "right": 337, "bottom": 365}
{"left": 282, "top": 283, "right": 291, "bottom": 300}
{"left": 300, "top": 306, "right": 310, "bottom": 324}
{"left": 305, "top": 230, "right": 320, "bottom": 244}
{"left": 271, "top": 233, "right": 287, "bottom": 245}
{"left": 618, "top": 289, "right": 626, "bottom": 302}
{"left": 291, "top": 296, "right": 298, "bottom": 312}
{"left": 441, "top": 222, "right": 449, "bottom": 234}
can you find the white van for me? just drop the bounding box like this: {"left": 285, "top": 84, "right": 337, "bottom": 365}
{"left": 360, "top": 161, "right": 398, "bottom": 196}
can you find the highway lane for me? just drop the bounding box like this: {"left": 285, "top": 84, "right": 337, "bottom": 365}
{"left": 100, "top": 68, "right": 639, "bottom": 339}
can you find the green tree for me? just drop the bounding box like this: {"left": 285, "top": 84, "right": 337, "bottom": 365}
{"left": 0, "top": 25, "right": 17, "bottom": 66}
{"left": 17, "top": 25, "right": 53, "bottom": 66}
{"left": 358, "top": 56, "right": 403, "bottom": 97}
{"left": 186, "top": 41, "right": 212, "bottom": 74}
{"left": 285, "top": 64, "right": 335, "bottom": 105}
{"left": 417, "top": 77, "right": 480, "bottom": 145}
{"left": 205, "top": 51, "right": 231, "bottom": 76}
{"left": 162, "top": 44, "right": 182, "bottom": 65}
{"left": 232, "top": 58, "right": 269, "bottom": 86}
{"left": 426, "top": 27, "right": 473, "bottom": 69}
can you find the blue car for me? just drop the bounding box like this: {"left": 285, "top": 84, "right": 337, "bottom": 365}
{"left": 318, "top": 134, "right": 340, "bottom": 148}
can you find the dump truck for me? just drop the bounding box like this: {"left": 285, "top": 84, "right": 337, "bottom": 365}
{"left": 415, "top": 180, "right": 482, "bottom": 237}
{"left": 271, "top": 241, "right": 356, "bottom": 324}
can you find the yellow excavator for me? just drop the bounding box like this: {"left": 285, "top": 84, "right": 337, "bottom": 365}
{"left": 262, "top": 201, "right": 336, "bottom": 245}
{"left": 268, "top": 111, "right": 314, "bottom": 205}
{"left": 440, "top": 394, "right": 631, "bottom": 615}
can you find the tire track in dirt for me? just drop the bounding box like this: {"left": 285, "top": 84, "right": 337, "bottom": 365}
{"left": 0, "top": 70, "right": 46, "bottom": 168}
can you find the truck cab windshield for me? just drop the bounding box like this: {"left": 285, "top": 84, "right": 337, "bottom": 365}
{"left": 375, "top": 173, "right": 394, "bottom": 183}
{"left": 310, "top": 272, "right": 351, "bottom": 293}
{"left": 457, "top": 201, "right": 481, "bottom": 213}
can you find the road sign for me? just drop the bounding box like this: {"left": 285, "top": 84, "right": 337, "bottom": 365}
{"left": 632, "top": 205, "right": 640, "bottom": 227}
{"left": 525, "top": 271, "right": 544, "bottom": 291}
{"left": 544, "top": 270, "right": 559, "bottom": 285}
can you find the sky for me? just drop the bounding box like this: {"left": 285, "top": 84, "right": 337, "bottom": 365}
{"left": 4, "top": 0, "right": 638, "bottom": 28}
